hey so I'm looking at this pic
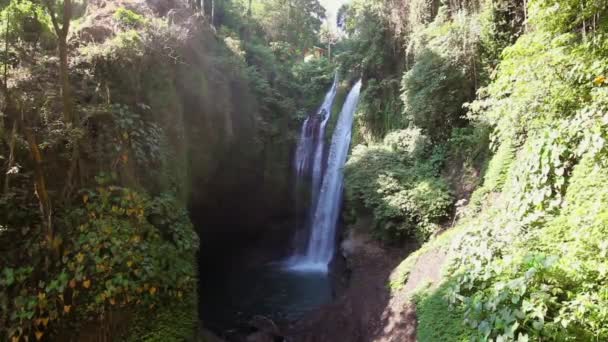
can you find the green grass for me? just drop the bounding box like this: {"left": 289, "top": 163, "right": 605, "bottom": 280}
{"left": 388, "top": 225, "right": 464, "bottom": 291}
{"left": 414, "top": 282, "right": 474, "bottom": 342}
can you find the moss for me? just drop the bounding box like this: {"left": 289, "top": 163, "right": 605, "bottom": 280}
{"left": 325, "top": 82, "right": 349, "bottom": 143}
{"left": 124, "top": 292, "right": 198, "bottom": 342}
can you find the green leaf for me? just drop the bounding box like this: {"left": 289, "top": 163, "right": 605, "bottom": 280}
{"left": 2, "top": 268, "right": 15, "bottom": 286}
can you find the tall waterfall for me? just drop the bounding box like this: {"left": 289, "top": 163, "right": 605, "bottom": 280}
{"left": 294, "top": 73, "right": 339, "bottom": 208}
{"left": 288, "top": 80, "right": 363, "bottom": 272}
{"left": 291, "top": 74, "right": 339, "bottom": 257}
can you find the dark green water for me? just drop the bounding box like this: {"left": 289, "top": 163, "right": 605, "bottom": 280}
{"left": 200, "top": 264, "right": 332, "bottom": 331}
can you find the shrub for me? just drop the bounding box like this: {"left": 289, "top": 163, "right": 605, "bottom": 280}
{"left": 292, "top": 57, "right": 335, "bottom": 112}
{"left": 345, "top": 128, "right": 453, "bottom": 242}
{"left": 447, "top": 155, "right": 608, "bottom": 341}
{"left": 442, "top": 6, "right": 608, "bottom": 338}
{"left": 383, "top": 126, "right": 429, "bottom": 157}
{"left": 0, "top": 0, "right": 55, "bottom": 49}
{"left": 114, "top": 8, "right": 146, "bottom": 29}
{"left": 0, "top": 177, "right": 198, "bottom": 341}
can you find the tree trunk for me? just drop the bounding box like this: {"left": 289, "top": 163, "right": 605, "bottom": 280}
{"left": 248, "top": 0, "right": 252, "bottom": 16}
{"left": 211, "top": 0, "right": 215, "bottom": 26}
{"left": 61, "top": 142, "right": 80, "bottom": 201}
{"left": 4, "top": 5, "right": 9, "bottom": 93}
{"left": 45, "top": 0, "right": 73, "bottom": 124}
{"left": 58, "top": 38, "right": 73, "bottom": 123}
{"left": 523, "top": 0, "right": 528, "bottom": 31}
{"left": 23, "top": 127, "right": 54, "bottom": 254}
{"left": 3, "top": 120, "right": 18, "bottom": 194}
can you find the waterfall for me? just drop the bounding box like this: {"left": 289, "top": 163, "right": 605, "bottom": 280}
{"left": 288, "top": 80, "right": 363, "bottom": 272}
{"left": 291, "top": 74, "right": 339, "bottom": 256}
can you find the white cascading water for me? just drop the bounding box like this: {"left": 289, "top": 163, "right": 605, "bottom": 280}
{"left": 294, "top": 73, "right": 339, "bottom": 203}
{"left": 288, "top": 80, "right": 363, "bottom": 272}
{"left": 290, "top": 74, "right": 339, "bottom": 258}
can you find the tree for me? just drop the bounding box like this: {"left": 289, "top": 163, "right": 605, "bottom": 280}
{"left": 42, "top": 0, "right": 73, "bottom": 123}
{"left": 257, "top": 0, "right": 326, "bottom": 53}
{"left": 401, "top": 49, "right": 470, "bottom": 141}
{"left": 319, "top": 23, "right": 338, "bottom": 61}
{"left": 3, "top": 3, "right": 8, "bottom": 92}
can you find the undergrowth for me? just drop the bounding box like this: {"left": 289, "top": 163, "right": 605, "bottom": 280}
{"left": 343, "top": 0, "right": 608, "bottom": 341}
{"left": 413, "top": 1, "right": 608, "bottom": 339}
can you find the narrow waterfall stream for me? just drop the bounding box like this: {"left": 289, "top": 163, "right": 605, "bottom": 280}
{"left": 288, "top": 80, "right": 363, "bottom": 271}
{"left": 290, "top": 74, "right": 339, "bottom": 259}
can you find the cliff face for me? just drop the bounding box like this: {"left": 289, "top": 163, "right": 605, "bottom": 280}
{"left": 75, "top": 0, "right": 297, "bottom": 242}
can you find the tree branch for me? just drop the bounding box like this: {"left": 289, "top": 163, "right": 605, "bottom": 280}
{"left": 43, "top": 0, "right": 62, "bottom": 37}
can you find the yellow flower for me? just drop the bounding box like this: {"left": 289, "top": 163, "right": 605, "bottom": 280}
{"left": 76, "top": 253, "right": 85, "bottom": 263}
{"left": 593, "top": 75, "right": 606, "bottom": 86}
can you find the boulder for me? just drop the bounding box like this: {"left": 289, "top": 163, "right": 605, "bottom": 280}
{"left": 245, "top": 316, "right": 285, "bottom": 342}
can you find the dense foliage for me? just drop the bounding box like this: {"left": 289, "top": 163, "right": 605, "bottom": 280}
{"left": 442, "top": 1, "right": 608, "bottom": 339}
{"left": 3, "top": 0, "right": 608, "bottom": 340}
{"left": 341, "top": 0, "right": 608, "bottom": 341}
{"left": 345, "top": 128, "right": 453, "bottom": 242}
{"left": 1, "top": 178, "right": 198, "bottom": 340}
{"left": 1, "top": 0, "right": 333, "bottom": 340}
{"left": 401, "top": 49, "right": 469, "bottom": 141}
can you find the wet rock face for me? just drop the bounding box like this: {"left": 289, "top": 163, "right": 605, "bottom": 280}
{"left": 214, "top": 316, "right": 286, "bottom": 342}
{"left": 245, "top": 316, "right": 286, "bottom": 342}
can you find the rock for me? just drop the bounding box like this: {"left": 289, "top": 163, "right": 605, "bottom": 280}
{"left": 77, "top": 25, "right": 114, "bottom": 44}
{"left": 199, "top": 328, "right": 226, "bottom": 342}
{"left": 245, "top": 331, "right": 274, "bottom": 342}
{"left": 249, "top": 316, "right": 279, "bottom": 335}
{"left": 245, "top": 316, "right": 286, "bottom": 342}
